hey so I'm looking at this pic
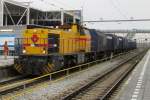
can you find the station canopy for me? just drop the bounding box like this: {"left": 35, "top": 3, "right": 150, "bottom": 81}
{"left": 1, "top": 0, "right": 81, "bottom": 26}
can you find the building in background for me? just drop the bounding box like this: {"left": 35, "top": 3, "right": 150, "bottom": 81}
{"left": 0, "top": 0, "right": 81, "bottom": 26}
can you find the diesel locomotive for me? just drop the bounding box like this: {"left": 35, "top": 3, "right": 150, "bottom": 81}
{"left": 14, "top": 24, "right": 136, "bottom": 75}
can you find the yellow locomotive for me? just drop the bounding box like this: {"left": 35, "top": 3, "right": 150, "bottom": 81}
{"left": 14, "top": 24, "right": 93, "bottom": 75}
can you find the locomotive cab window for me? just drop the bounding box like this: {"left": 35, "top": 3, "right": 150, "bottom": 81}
{"left": 80, "top": 28, "right": 85, "bottom": 35}
{"left": 80, "top": 28, "right": 90, "bottom": 35}
{"left": 84, "top": 29, "right": 90, "bottom": 36}
{"left": 48, "top": 33, "right": 60, "bottom": 54}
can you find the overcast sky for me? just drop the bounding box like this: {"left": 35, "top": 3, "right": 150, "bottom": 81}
{"left": 16, "top": 0, "right": 150, "bottom": 30}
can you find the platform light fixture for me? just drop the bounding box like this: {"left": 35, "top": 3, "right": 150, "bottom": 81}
{"left": 0, "top": 29, "right": 14, "bottom": 32}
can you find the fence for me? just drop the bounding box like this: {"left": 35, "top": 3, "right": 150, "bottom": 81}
{"left": 0, "top": 50, "right": 15, "bottom": 56}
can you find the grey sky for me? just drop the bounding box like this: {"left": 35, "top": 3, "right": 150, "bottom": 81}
{"left": 15, "top": 0, "right": 150, "bottom": 30}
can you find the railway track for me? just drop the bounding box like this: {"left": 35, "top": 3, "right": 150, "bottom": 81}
{"left": 0, "top": 76, "right": 35, "bottom": 95}
{"left": 0, "top": 65, "right": 21, "bottom": 83}
{"left": 0, "top": 75, "right": 31, "bottom": 88}
{"left": 0, "top": 49, "right": 144, "bottom": 97}
{"left": 62, "top": 50, "right": 146, "bottom": 100}
{"left": 0, "top": 76, "right": 25, "bottom": 86}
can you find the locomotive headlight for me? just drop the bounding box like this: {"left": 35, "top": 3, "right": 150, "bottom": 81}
{"left": 42, "top": 48, "right": 46, "bottom": 54}
{"left": 22, "top": 47, "right": 26, "bottom": 53}
{"left": 53, "top": 44, "right": 57, "bottom": 47}
{"left": 22, "top": 49, "right": 26, "bottom": 53}
{"left": 42, "top": 50, "right": 46, "bottom": 54}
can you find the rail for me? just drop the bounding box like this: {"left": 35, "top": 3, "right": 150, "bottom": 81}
{"left": 62, "top": 49, "right": 147, "bottom": 100}
{"left": 100, "top": 59, "right": 140, "bottom": 100}
{"left": 0, "top": 50, "right": 135, "bottom": 96}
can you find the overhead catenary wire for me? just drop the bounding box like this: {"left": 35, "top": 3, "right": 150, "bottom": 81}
{"left": 107, "top": 0, "right": 128, "bottom": 19}
{"left": 115, "top": 0, "right": 130, "bottom": 17}
{"left": 83, "top": 18, "right": 150, "bottom": 23}
{"left": 110, "top": 0, "right": 135, "bottom": 27}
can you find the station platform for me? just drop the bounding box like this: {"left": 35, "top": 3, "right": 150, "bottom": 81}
{"left": 0, "top": 56, "right": 14, "bottom": 67}
{"left": 115, "top": 49, "right": 150, "bottom": 100}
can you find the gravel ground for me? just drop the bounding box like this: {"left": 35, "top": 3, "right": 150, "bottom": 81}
{"left": 1, "top": 52, "right": 136, "bottom": 100}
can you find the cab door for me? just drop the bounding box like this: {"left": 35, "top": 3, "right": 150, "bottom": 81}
{"left": 48, "top": 34, "right": 60, "bottom": 53}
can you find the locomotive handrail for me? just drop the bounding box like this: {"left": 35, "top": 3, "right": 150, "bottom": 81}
{"left": 29, "top": 50, "right": 131, "bottom": 81}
